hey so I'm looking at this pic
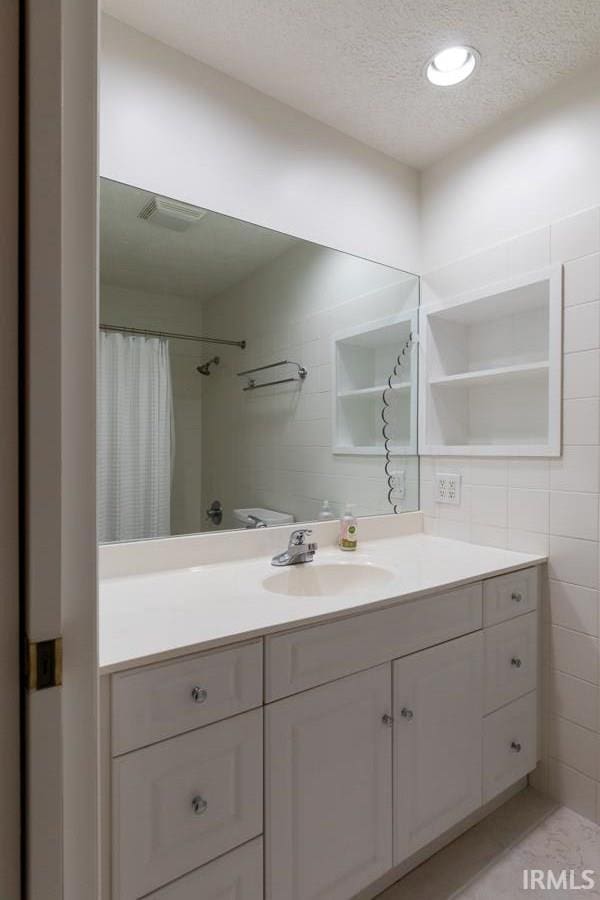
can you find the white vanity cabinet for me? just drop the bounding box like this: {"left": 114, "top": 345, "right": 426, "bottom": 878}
{"left": 103, "top": 564, "right": 540, "bottom": 900}
{"left": 266, "top": 665, "right": 393, "bottom": 900}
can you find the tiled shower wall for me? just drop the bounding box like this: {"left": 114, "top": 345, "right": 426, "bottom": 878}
{"left": 201, "top": 241, "right": 419, "bottom": 529}
{"left": 421, "top": 205, "right": 600, "bottom": 824}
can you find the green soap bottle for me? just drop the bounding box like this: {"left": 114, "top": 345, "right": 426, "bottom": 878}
{"left": 339, "top": 503, "right": 358, "bottom": 551}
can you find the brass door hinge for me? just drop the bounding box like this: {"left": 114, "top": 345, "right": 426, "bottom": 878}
{"left": 25, "top": 637, "right": 62, "bottom": 690}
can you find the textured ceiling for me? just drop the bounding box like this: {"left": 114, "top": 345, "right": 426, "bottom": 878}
{"left": 100, "top": 179, "right": 296, "bottom": 300}
{"left": 102, "top": 0, "right": 600, "bottom": 167}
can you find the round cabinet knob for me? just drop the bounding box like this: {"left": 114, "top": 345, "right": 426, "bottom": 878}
{"left": 192, "top": 795, "right": 208, "bottom": 815}
{"left": 511, "top": 591, "right": 523, "bottom": 603}
{"left": 382, "top": 713, "right": 394, "bottom": 727}
{"left": 191, "top": 686, "right": 208, "bottom": 704}
{"left": 400, "top": 707, "right": 414, "bottom": 720}
{"left": 510, "top": 741, "right": 522, "bottom": 753}
{"left": 511, "top": 657, "right": 523, "bottom": 668}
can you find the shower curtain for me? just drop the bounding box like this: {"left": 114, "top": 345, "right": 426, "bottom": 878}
{"left": 97, "top": 331, "right": 174, "bottom": 542}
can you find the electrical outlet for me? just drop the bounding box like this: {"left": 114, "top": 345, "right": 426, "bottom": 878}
{"left": 435, "top": 473, "right": 461, "bottom": 505}
{"left": 389, "top": 470, "right": 406, "bottom": 499}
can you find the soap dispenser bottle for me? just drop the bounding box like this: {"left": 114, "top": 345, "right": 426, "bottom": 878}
{"left": 339, "top": 503, "right": 358, "bottom": 551}
{"left": 318, "top": 499, "right": 335, "bottom": 521}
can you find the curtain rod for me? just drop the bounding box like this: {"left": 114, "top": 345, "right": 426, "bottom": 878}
{"left": 99, "top": 323, "right": 246, "bottom": 349}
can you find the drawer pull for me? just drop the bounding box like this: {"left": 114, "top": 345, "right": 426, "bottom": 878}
{"left": 191, "top": 686, "right": 208, "bottom": 704}
{"left": 510, "top": 741, "right": 522, "bottom": 753}
{"left": 511, "top": 591, "right": 522, "bottom": 603}
{"left": 191, "top": 795, "right": 208, "bottom": 815}
{"left": 382, "top": 713, "right": 394, "bottom": 727}
{"left": 511, "top": 657, "right": 523, "bottom": 668}
{"left": 400, "top": 707, "right": 414, "bottom": 720}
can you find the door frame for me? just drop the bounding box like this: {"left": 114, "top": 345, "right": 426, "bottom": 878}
{"left": 0, "top": 2, "right": 21, "bottom": 898}
{"left": 24, "top": 1, "right": 99, "bottom": 897}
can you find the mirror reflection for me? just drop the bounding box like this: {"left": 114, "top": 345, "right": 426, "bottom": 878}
{"left": 98, "top": 179, "right": 419, "bottom": 542}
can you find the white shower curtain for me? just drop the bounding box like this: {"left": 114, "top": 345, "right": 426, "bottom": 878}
{"left": 97, "top": 331, "right": 174, "bottom": 542}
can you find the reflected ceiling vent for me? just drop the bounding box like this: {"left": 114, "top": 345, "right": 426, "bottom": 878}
{"left": 138, "top": 196, "right": 207, "bottom": 232}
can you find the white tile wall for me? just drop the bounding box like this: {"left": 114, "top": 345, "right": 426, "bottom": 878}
{"left": 550, "top": 492, "right": 599, "bottom": 541}
{"left": 550, "top": 625, "right": 599, "bottom": 684}
{"left": 508, "top": 226, "right": 551, "bottom": 276}
{"left": 563, "top": 397, "right": 600, "bottom": 445}
{"left": 563, "top": 350, "right": 600, "bottom": 399}
{"left": 550, "top": 207, "right": 600, "bottom": 263}
{"left": 549, "top": 716, "right": 599, "bottom": 781}
{"left": 564, "top": 301, "right": 600, "bottom": 353}
{"left": 508, "top": 489, "right": 549, "bottom": 534}
{"left": 548, "top": 581, "right": 599, "bottom": 636}
{"left": 201, "top": 241, "right": 419, "bottom": 529}
{"left": 422, "top": 206, "right": 600, "bottom": 824}
{"left": 564, "top": 254, "right": 600, "bottom": 307}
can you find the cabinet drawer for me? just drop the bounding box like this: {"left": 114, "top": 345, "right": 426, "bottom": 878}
{"left": 266, "top": 583, "right": 482, "bottom": 701}
{"left": 483, "top": 567, "right": 538, "bottom": 627}
{"left": 111, "top": 640, "right": 262, "bottom": 755}
{"left": 112, "top": 708, "right": 263, "bottom": 900}
{"left": 483, "top": 691, "right": 537, "bottom": 803}
{"left": 144, "top": 838, "right": 263, "bottom": 899}
{"left": 484, "top": 612, "right": 537, "bottom": 713}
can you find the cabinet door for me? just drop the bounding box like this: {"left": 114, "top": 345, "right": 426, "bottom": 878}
{"left": 394, "top": 631, "right": 483, "bottom": 863}
{"left": 266, "top": 665, "right": 392, "bottom": 900}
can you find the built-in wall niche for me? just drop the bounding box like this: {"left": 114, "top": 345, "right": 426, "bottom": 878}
{"left": 333, "top": 311, "right": 418, "bottom": 455}
{"left": 419, "top": 266, "right": 562, "bottom": 456}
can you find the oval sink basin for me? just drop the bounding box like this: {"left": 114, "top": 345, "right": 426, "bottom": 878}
{"left": 263, "top": 562, "right": 395, "bottom": 597}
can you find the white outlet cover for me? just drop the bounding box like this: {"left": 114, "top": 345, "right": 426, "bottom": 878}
{"left": 390, "top": 470, "right": 406, "bottom": 499}
{"left": 435, "top": 473, "right": 461, "bottom": 505}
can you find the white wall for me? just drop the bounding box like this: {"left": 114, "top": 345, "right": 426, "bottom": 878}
{"left": 100, "top": 283, "right": 205, "bottom": 536}
{"left": 100, "top": 14, "right": 420, "bottom": 273}
{"left": 201, "top": 243, "right": 419, "bottom": 529}
{"left": 421, "top": 64, "right": 600, "bottom": 270}
{"left": 420, "top": 72, "right": 600, "bottom": 825}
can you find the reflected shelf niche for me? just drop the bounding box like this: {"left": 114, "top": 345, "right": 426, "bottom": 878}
{"left": 332, "top": 310, "right": 418, "bottom": 456}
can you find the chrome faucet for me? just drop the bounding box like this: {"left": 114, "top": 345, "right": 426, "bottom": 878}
{"left": 271, "top": 528, "right": 318, "bottom": 567}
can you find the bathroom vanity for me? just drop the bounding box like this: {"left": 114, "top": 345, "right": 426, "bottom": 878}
{"left": 99, "top": 522, "right": 543, "bottom": 900}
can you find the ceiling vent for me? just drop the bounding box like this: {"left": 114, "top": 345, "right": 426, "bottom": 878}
{"left": 138, "top": 196, "right": 207, "bottom": 232}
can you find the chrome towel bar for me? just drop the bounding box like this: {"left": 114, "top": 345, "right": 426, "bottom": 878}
{"left": 237, "top": 359, "right": 308, "bottom": 391}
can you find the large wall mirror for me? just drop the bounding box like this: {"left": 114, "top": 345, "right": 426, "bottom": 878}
{"left": 99, "top": 178, "right": 419, "bottom": 542}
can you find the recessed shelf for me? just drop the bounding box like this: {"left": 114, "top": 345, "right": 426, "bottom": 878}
{"left": 337, "top": 383, "right": 410, "bottom": 398}
{"left": 429, "top": 361, "right": 549, "bottom": 389}
{"left": 334, "top": 444, "right": 413, "bottom": 456}
{"left": 419, "top": 266, "right": 562, "bottom": 457}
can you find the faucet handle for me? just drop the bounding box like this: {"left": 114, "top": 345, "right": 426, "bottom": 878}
{"left": 289, "top": 528, "right": 312, "bottom": 547}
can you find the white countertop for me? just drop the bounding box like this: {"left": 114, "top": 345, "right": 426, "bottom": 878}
{"left": 99, "top": 532, "right": 545, "bottom": 674}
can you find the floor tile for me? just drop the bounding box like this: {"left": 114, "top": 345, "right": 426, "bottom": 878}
{"left": 376, "top": 789, "right": 600, "bottom": 899}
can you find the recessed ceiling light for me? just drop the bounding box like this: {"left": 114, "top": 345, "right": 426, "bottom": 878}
{"left": 425, "top": 45, "right": 479, "bottom": 86}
